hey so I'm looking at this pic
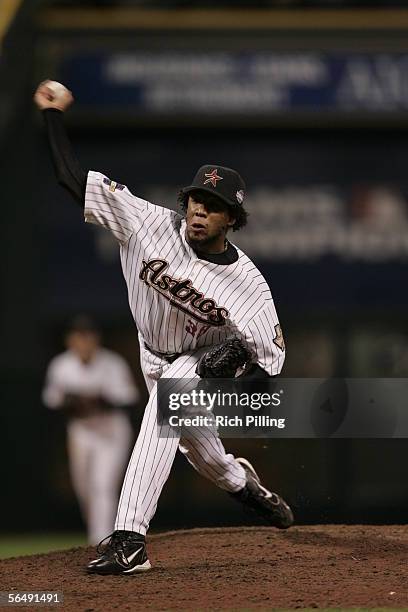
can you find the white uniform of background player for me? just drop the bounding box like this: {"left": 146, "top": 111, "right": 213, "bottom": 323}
{"left": 42, "top": 318, "right": 140, "bottom": 544}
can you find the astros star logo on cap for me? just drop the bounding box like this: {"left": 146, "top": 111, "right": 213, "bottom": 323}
{"left": 203, "top": 168, "right": 223, "bottom": 188}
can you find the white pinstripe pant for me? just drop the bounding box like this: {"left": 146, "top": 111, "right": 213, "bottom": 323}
{"left": 115, "top": 344, "right": 246, "bottom": 535}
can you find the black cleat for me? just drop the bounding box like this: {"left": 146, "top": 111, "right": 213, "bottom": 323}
{"left": 86, "top": 530, "right": 151, "bottom": 575}
{"left": 231, "top": 457, "right": 294, "bottom": 529}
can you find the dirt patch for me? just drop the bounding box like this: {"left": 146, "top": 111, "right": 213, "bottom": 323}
{"left": 1, "top": 525, "right": 407, "bottom": 610}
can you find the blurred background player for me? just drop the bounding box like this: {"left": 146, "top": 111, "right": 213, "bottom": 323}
{"left": 42, "top": 315, "right": 140, "bottom": 544}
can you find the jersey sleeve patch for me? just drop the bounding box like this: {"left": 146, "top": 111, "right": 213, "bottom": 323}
{"left": 103, "top": 177, "right": 125, "bottom": 192}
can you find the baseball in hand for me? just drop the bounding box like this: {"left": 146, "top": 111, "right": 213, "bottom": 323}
{"left": 34, "top": 79, "right": 74, "bottom": 111}
{"left": 47, "top": 80, "right": 69, "bottom": 100}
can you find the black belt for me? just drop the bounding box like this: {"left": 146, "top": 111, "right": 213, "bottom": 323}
{"left": 144, "top": 342, "right": 181, "bottom": 363}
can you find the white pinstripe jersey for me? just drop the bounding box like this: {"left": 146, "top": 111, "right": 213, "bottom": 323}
{"left": 84, "top": 171, "right": 285, "bottom": 376}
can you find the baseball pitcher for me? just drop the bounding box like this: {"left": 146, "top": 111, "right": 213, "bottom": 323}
{"left": 34, "top": 80, "right": 293, "bottom": 575}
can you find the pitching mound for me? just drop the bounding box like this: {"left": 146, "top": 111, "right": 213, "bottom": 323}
{"left": 1, "top": 525, "right": 407, "bottom": 610}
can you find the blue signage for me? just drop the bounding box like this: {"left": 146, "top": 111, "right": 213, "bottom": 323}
{"left": 60, "top": 51, "right": 408, "bottom": 116}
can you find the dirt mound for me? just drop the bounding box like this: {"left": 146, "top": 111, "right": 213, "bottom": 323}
{"left": 1, "top": 525, "right": 407, "bottom": 610}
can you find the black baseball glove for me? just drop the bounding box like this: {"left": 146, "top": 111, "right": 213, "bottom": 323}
{"left": 196, "top": 338, "right": 251, "bottom": 378}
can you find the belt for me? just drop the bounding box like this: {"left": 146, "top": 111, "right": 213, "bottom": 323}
{"left": 144, "top": 342, "right": 181, "bottom": 363}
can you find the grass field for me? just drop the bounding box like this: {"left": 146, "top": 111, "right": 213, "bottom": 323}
{"left": 0, "top": 533, "right": 87, "bottom": 559}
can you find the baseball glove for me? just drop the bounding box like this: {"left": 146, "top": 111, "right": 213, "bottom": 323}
{"left": 196, "top": 338, "right": 251, "bottom": 378}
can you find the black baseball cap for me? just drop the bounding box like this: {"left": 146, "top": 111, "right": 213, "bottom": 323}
{"left": 181, "top": 165, "right": 246, "bottom": 208}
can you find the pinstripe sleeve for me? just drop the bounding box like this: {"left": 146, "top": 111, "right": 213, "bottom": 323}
{"left": 84, "top": 170, "right": 154, "bottom": 244}
{"left": 240, "top": 302, "right": 286, "bottom": 377}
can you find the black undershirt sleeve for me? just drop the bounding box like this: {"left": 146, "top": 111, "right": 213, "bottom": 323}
{"left": 43, "top": 108, "right": 87, "bottom": 208}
